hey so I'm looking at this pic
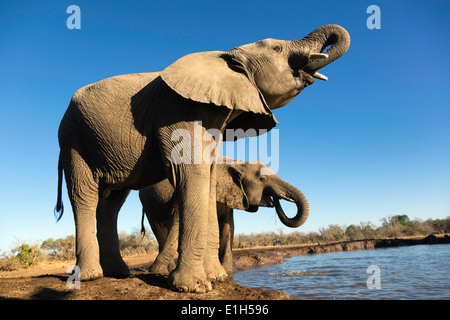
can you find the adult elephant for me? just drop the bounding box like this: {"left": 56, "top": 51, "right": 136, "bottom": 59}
{"left": 55, "top": 24, "right": 350, "bottom": 293}
{"left": 140, "top": 158, "right": 309, "bottom": 275}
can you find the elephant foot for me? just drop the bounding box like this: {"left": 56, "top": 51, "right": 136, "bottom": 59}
{"left": 102, "top": 264, "right": 130, "bottom": 279}
{"left": 77, "top": 261, "right": 103, "bottom": 281}
{"left": 204, "top": 256, "right": 229, "bottom": 282}
{"left": 221, "top": 261, "right": 234, "bottom": 276}
{"left": 168, "top": 267, "right": 212, "bottom": 293}
{"left": 100, "top": 254, "right": 130, "bottom": 279}
{"left": 148, "top": 261, "right": 170, "bottom": 275}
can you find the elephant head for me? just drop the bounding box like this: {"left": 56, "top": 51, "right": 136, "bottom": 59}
{"left": 161, "top": 24, "right": 350, "bottom": 140}
{"left": 216, "top": 159, "right": 309, "bottom": 228}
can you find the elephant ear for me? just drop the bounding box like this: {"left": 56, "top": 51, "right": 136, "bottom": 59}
{"left": 160, "top": 51, "right": 278, "bottom": 140}
{"left": 215, "top": 163, "right": 249, "bottom": 210}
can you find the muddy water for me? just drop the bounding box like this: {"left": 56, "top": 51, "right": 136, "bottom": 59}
{"left": 234, "top": 244, "right": 450, "bottom": 299}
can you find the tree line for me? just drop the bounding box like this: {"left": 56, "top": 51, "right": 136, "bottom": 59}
{"left": 234, "top": 215, "right": 450, "bottom": 248}
{"left": 1, "top": 215, "right": 449, "bottom": 270}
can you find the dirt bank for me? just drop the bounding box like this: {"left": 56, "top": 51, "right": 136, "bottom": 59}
{"left": 0, "top": 234, "right": 448, "bottom": 300}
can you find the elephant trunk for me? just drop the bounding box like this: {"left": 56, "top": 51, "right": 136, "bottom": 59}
{"left": 272, "top": 181, "right": 309, "bottom": 228}
{"left": 292, "top": 24, "right": 350, "bottom": 79}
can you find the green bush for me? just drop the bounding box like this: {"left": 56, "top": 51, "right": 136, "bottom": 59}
{"left": 15, "top": 243, "right": 42, "bottom": 268}
{"left": 1, "top": 242, "right": 43, "bottom": 270}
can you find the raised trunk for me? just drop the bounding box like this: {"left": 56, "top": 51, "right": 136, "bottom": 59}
{"left": 292, "top": 24, "right": 351, "bottom": 75}
{"left": 271, "top": 181, "right": 309, "bottom": 228}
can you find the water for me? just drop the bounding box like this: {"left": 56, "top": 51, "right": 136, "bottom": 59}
{"left": 234, "top": 244, "right": 450, "bottom": 299}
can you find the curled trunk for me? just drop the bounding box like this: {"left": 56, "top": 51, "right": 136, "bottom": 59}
{"left": 292, "top": 24, "right": 351, "bottom": 74}
{"left": 272, "top": 181, "right": 309, "bottom": 228}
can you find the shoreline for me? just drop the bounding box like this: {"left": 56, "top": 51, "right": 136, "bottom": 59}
{"left": 0, "top": 234, "right": 448, "bottom": 300}
{"left": 232, "top": 234, "right": 450, "bottom": 272}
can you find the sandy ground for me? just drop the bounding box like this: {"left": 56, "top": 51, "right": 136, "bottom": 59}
{"left": 0, "top": 250, "right": 289, "bottom": 300}
{"left": 0, "top": 234, "right": 448, "bottom": 300}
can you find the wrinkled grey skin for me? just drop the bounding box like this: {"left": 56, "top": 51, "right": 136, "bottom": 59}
{"left": 140, "top": 159, "right": 309, "bottom": 275}
{"left": 55, "top": 24, "right": 349, "bottom": 293}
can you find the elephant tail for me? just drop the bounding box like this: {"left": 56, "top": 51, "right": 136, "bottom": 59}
{"left": 54, "top": 152, "right": 64, "bottom": 222}
{"left": 139, "top": 206, "right": 146, "bottom": 238}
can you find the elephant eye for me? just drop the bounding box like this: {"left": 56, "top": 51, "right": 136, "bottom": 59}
{"left": 260, "top": 175, "right": 268, "bottom": 182}
{"left": 272, "top": 45, "right": 282, "bottom": 53}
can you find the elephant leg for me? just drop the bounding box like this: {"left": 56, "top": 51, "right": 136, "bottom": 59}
{"left": 218, "top": 206, "right": 234, "bottom": 275}
{"left": 167, "top": 164, "right": 211, "bottom": 293}
{"left": 204, "top": 162, "right": 228, "bottom": 281}
{"left": 64, "top": 148, "right": 103, "bottom": 280}
{"left": 97, "top": 188, "right": 131, "bottom": 278}
{"left": 156, "top": 106, "right": 234, "bottom": 292}
{"left": 149, "top": 208, "right": 179, "bottom": 275}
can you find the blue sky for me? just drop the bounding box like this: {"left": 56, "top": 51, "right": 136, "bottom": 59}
{"left": 0, "top": 1, "right": 449, "bottom": 252}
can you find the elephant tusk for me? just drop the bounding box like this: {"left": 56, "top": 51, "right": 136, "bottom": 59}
{"left": 309, "top": 53, "right": 329, "bottom": 60}
{"left": 271, "top": 195, "right": 294, "bottom": 204}
{"left": 312, "top": 72, "right": 328, "bottom": 81}
{"left": 277, "top": 195, "right": 295, "bottom": 203}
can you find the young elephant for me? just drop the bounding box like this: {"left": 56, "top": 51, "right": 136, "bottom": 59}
{"left": 139, "top": 158, "right": 309, "bottom": 275}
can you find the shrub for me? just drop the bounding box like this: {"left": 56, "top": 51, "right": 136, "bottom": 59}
{"left": 41, "top": 235, "right": 75, "bottom": 260}
{"left": 431, "top": 217, "right": 450, "bottom": 234}
{"left": 319, "top": 224, "right": 345, "bottom": 242}
{"left": 1, "top": 242, "right": 43, "bottom": 270}
{"left": 359, "top": 221, "right": 377, "bottom": 239}
{"left": 407, "top": 219, "right": 435, "bottom": 236}
{"left": 118, "top": 228, "right": 158, "bottom": 255}
{"left": 380, "top": 215, "right": 412, "bottom": 237}
{"left": 345, "top": 224, "right": 364, "bottom": 240}
{"left": 15, "top": 243, "right": 42, "bottom": 268}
